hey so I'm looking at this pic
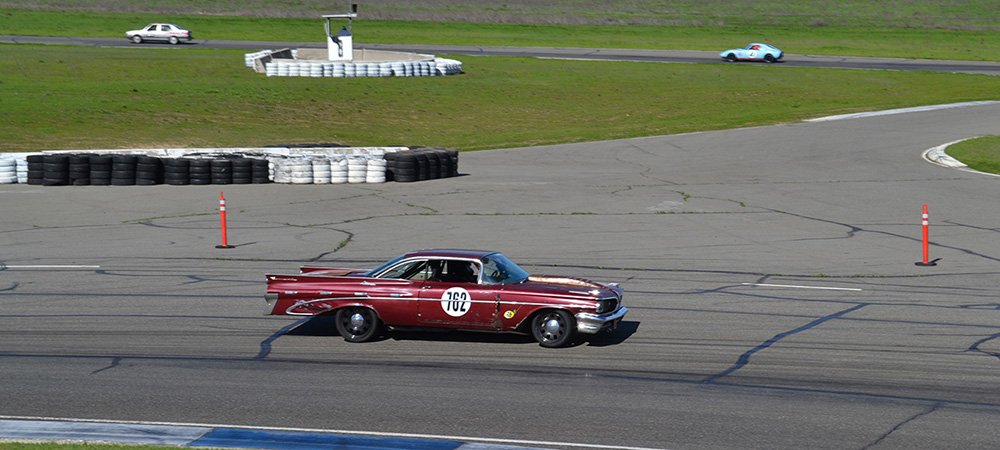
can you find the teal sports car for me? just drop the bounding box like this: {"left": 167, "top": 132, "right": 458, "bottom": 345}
{"left": 720, "top": 43, "right": 783, "bottom": 63}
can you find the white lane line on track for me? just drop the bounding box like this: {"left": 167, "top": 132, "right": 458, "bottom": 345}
{"left": 0, "top": 416, "right": 669, "bottom": 450}
{"left": 2, "top": 265, "right": 101, "bottom": 269}
{"left": 805, "top": 101, "right": 1000, "bottom": 122}
{"left": 742, "top": 283, "right": 862, "bottom": 292}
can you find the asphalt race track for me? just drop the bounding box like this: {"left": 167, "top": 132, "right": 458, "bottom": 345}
{"left": 3, "top": 35, "right": 1000, "bottom": 75}
{"left": 3, "top": 100, "right": 1000, "bottom": 449}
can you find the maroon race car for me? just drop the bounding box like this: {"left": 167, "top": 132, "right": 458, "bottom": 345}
{"left": 265, "top": 249, "right": 627, "bottom": 347}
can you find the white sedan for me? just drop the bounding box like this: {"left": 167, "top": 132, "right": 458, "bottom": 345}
{"left": 126, "top": 23, "right": 193, "bottom": 45}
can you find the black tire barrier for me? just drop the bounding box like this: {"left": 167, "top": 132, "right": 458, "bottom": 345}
{"left": 251, "top": 158, "right": 270, "bottom": 184}
{"left": 26, "top": 155, "right": 44, "bottom": 185}
{"left": 385, "top": 148, "right": 459, "bottom": 183}
{"left": 42, "top": 154, "right": 69, "bottom": 186}
{"left": 210, "top": 159, "right": 232, "bottom": 185}
{"left": 110, "top": 154, "right": 137, "bottom": 186}
{"left": 89, "top": 154, "right": 112, "bottom": 186}
{"left": 68, "top": 154, "right": 92, "bottom": 186}
{"left": 232, "top": 158, "right": 252, "bottom": 184}
{"left": 164, "top": 158, "right": 191, "bottom": 185}
{"left": 136, "top": 156, "right": 164, "bottom": 185}
{"left": 10, "top": 148, "right": 455, "bottom": 186}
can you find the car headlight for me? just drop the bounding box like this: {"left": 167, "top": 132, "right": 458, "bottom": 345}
{"left": 595, "top": 299, "right": 616, "bottom": 314}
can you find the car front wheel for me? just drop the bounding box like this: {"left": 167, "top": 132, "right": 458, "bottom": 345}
{"left": 131, "top": 35, "right": 143, "bottom": 44}
{"left": 531, "top": 310, "right": 576, "bottom": 348}
{"left": 334, "top": 307, "right": 380, "bottom": 342}
{"left": 726, "top": 53, "right": 738, "bottom": 62}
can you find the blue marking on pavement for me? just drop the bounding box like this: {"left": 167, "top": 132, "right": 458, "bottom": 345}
{"left": 0, "top": 420, "right": 210, "bottom": 446}
{"left": 189, "top": 428, "right": 464, "bottom": 450}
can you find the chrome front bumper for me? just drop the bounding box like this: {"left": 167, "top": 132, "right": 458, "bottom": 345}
{"left": 575, "top": 306, "right": 628, "bottom": 334}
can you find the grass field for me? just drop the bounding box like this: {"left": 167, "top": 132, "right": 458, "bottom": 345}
{"left": 0, "top": 1, "right": 997, "bottom": 166}
{"left": 2, "top": 7, "right": 1000, "bottom": 60}
{"left": 2, "top": 45, "right": 999, "bottom": 153}
{"left": 3, "top": 0, "right": 998, "bottom": 28}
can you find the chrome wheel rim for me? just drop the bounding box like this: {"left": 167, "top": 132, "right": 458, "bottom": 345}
{"left": 539, "top": 314, "right": 565, "bottom": 341}
{"left": 348, "top": 312, "right": 367, "bottom": 332}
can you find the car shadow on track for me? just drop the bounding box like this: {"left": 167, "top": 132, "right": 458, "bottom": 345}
{"left": 285, "top": 316, "right": 638, "bottom": 347}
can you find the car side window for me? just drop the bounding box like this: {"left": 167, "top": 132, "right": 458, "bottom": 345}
{"left": 146, "top": 25, "right": 156, "bottom": 31}
{"left": 376, "top": 260, "right": 427, "bottom": 280}
{"left": 426, "top": 260, "right": 479, "bottom": 284}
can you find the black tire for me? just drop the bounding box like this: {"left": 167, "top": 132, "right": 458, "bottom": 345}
{"left": 89, "top": 155, "right": 112, "bottom": 165}
{"left": 425, "top": 152, "right": 440, "bottom": 179}
{"left": 530, "top": 310, "right": 576, "bottom": 348}
{"left": 391, "top": 168, "right": 418, "bottom": 182}
{"left": 169, "top": 36, "right": 179, "bottom": 45}
{"left": 111, "top": 154, "right": 137, "bottom": 164}
{"left": 334, "top": 307, "right": 380, "bottom": 342}
{"left": 136, "top": 170, "right": 160, "bottom": 183}
{"left": 189, "top": 175, "right": 212, "bottom": 185}
{"left": 189, "top": 160, "right": 211, "bottom": 175}
{"left": 727, "top": 53, "right": 738, "bottom": 62}
{"left": 131, "top": 35, "right": 143, "bottom": 44}
{"left": 764, "top": 54, "right": 776, "bottom": 63}
{"left": 165, "top": 176, "right": 190, "bottom": 186}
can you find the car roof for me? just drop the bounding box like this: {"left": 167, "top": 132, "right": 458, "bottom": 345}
{"left": 401, "top": 249, "right": 497, "bottom": 260}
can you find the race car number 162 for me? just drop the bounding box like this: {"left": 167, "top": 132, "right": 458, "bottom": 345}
{"left": 441, "top": 287, "right": 471, "bottom": 317}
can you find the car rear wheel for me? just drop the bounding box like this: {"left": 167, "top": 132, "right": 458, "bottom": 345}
{"left": 169, "top": 36, "right": 179, "bottom": 45}
{"left": 764, "top": 54, "right": 776, "bottom": 63}
{"left": 726, "top": 53, "right": 738, "bottom": 62}
{"left": 531, "top": 310, "right": 575, "bottom": 348}
{"left": 335, "top": 307, "right": 380, "bottom": 342}
{"left": 131, "top": 35, "right": 143, "bottom": 44}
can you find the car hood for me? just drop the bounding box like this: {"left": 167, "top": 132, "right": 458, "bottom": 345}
{"left": 508, "top": 275, "right": 623, "bottom": 300}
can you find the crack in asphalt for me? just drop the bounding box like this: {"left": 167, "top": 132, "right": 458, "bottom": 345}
{"left": 254, "top": 318, "right": 311, "bottom": 360}
{"left": 861, "top": 403, "right": 941, "bottom": 450}
{"left": 91, "top": 356, "right": 123, "bottom": 375}
{"left": 702, "top": 303, "right": 869, "bottom": 383}
{"left": 964, "top": 332, "right": 1000, "bottom": 361}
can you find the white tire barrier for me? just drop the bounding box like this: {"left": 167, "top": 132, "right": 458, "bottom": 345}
{"left": 312, "top": 158, "right": 331, "bottom": 184}
{"left": 366, "top": 158, "right": 387, "bottom": 183}
{"left": 246, "top": 52, "right": 462, "bottom": 78}
{"left": 0, "top": 157, "right": 16, "bottom": 184}
{"left": 330, "top": 157, "right": 348, "bottom": 184}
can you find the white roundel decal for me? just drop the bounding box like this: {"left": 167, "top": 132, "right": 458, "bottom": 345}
{"left": 441, "top": 287, "right": 471, "bottom": 317}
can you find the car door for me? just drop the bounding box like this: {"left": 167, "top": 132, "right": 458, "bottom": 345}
{"left": 416, "top": 259, "right": 499, "bottom": 329}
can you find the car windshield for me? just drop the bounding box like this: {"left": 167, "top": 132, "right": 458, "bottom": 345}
{"left": 480, "top": 253, "right": 530, "bottom": 285}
